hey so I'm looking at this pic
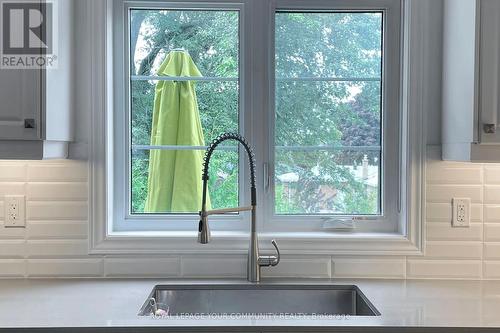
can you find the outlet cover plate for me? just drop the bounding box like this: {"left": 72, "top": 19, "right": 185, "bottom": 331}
{"left": 4, "top": 195, "right": 25, "bottom": 228}
{"left": 452, "top": 197, "right": 471, "bottom": 228}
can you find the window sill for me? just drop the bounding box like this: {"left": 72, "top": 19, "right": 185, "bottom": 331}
{"left": 89, "top": 230, "right": 423, "bottom": 256}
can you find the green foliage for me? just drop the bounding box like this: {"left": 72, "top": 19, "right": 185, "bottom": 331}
{"left": 129, "top": 9, "right": 383, "bottom": 215}
{"left": 131, "top": 151, "right": 149, "bottom": 213}
{"left": 207, "top": 150, "right": 239, "bottom": 209}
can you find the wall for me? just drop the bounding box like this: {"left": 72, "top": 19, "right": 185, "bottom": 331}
{"left": 0, "top": 147, "right": 499, "bottom": 279}
{"left": 1, "top": 0, "right": 500, "bottom": 279}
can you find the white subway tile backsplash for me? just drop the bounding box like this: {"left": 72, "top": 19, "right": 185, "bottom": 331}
{"left": 484, "top": 243, "right": 500, "bottom": 260}
{"left": 427, "top": 166, "right": 482, "bottom": 184}
{"left": 485, "top": 186, "right": 500, "bottom": 205}
{"left": 0, "top": 148, "right": 497, "bottom": 279}
{"left": 426, "top": 203, "right": 482, "bottom": 223}
{"left": 0, "top": 183, "right": 25, "bottom": 197}
{"left": 427, "top": 223, "right": 483, "bottom": 241}
{"left": 262, "top": 257, "right": 331, "bottom": 278}
{"left": 181, "top": 256, "right": 246, "bottom": 278}
{"left": 0, "top": 259, "right": 25, "bottom": 277}
{"left": 332, "top": 258, "right": 406, "bottom": 279}
{"left": 0, "top": 164, "right": 26, "bottom": 182}
{"left": 485, "top": 224, "right": 500, "bottom": 242}
{"left": 484, "top": 261, "right": 500, "bottom": 279}
{"left": 425, "top": 242, "right": 483, "bottom": 259}
{"left": 27, "top": 240, "right": 89, "bottom": 258}
{"left": 471, "top": 205, "right": 482, "bottom": 222}
{"left": 27, "top": 183, "right": 87, "bottom": 201}
{"left": 105, "top": 257, "right": 180, "bottom": 277}
{"left": 27, "top": 162, "right": 87, "bottom": 182}
{"left": 27, "top": 259, "right": 103, "bottom": 277}
{"left": 27, "top": 201, "right": 88, "bottom": 221}
{"left": 485, "top": 205, "right": 500, "bottom": 223}
{"left": 27, "top": 221, "right": 87, "bottom": 239}
{"left": 0, "top": 223, "right": 25, "bottom": 239}
{"left": 484, "top": 167, "right": 500, "bottom": 185}
{"left": 426, "top": 203, "right": 451, "bottom": 222}
{"left": 407, "top": 260, "right": 482, "bottom": 279}
{"left": 426, "top": 185, "right": 483, "bottom": 203}
{"left": 0, "top": 241, "right": 25, "bottom": 258}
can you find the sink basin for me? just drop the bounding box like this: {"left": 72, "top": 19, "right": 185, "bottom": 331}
{"left": 138, "top": 284, "right": 380, "bottom": 317}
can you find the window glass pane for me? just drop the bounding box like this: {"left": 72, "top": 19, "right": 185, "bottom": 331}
{"left": 205, "top": 149, "right": 239, "bottom": 209}
{"left": 276, "top": 81, "right": 381, "bottom": 146}
{"left": 129, "top": 9, "right": 239, "bottom": 214}
{"left": 275, "top": 150, "right": 380, "bottom": 215}
{"left": 131, "top": 10, "right": 239, "bottom": 77}
{"left": 275, "top": 12, "right": 383, "bottom": 215}
{"left": 131, "top": 149, "right": 238, "bottom": 214}
{"left": 131, "top": 80, "right": 239, "bottom": 146}
{"left": 131, "top": 149, "right": 149, "bottom": 214}
{"left": 275, "top": 12, "right": 382, "bottom": 78}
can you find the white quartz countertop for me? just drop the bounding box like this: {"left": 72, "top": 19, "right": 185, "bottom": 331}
{"left": 0, "top": 278, "right": 499, "bottom": 331}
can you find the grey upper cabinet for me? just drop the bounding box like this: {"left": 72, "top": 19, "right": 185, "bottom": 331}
{"left": 0, "top": 69, "right": 41, "bottom": 141}
{"left": 442, "top": 0, "right": 500, "bottom": 162}
{"left": 0, "top": 0, "right": 74, "bottom": 159}
{"left": 479, "top": 0, "right": 500, "bottom": 143}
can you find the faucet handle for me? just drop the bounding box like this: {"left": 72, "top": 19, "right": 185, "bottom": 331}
{"left": 258, "top": 239, "right": 280, "bottom": 267}
{"left": 270, "top": 239, "right": 280, "bottom": 266}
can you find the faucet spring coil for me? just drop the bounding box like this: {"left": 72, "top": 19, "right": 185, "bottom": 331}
{"left": 202, "top": 132, "right": 256, "bottom": 189}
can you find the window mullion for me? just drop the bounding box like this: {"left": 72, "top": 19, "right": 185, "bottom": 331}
{"left": 130, "top": 75, "right": 238, "bottom": 82}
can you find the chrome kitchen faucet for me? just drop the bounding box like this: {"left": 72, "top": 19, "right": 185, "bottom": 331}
{"left": 198, "top": 133, "right": 280, "bottom": 282}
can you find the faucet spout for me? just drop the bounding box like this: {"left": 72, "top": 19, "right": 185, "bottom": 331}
{"left": 197, "top": 133, "right": 279, "bottom": 282}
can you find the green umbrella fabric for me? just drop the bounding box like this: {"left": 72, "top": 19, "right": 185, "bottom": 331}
{"left": 144, "top": 50, "right": 210, "bottom": 213}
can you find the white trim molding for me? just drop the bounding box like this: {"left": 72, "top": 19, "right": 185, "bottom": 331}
{"left": 89, "top": 0, "right": 429, "bottom": 256}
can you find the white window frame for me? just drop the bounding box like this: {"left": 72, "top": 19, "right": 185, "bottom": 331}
{"left": 262, "top": 0, "right": 401, "bottom": 235}
{"left": 88, "top": 0, "right": 426, "bottom": 255}
{"left": 113, "top": 1, "right": 250, "bottom": 234}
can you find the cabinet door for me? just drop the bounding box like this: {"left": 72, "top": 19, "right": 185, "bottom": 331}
{"left": 479, "top": 0, "right": 500, "bottom": 143}
{"left": 0, "top": 68, "right": 41, "bottom": 140}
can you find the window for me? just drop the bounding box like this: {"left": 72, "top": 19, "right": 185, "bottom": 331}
{"left": 128, "top": 8, "right": 240, "bottom": 214}
{"left": 273, "top": 11, "right": 383, "bottom": 216}
{"left": 90, "top": 0, "right": 424, "bottom": 254}
{"left": 111, "top": 1, "right": 248, "bottom": 232}
{"left": 115, "top": 0, "right": 400, "bottom": 232}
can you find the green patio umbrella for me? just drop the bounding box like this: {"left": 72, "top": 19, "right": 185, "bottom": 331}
{"left": 144, "top": 50, "right": 210, "bottom": 213}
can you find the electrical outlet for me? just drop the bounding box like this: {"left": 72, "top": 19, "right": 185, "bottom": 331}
{"left": 4, "top": 195, "right": 25, "bottom": 228}
{"left": 452, "top": 198, "right": 470, "bottom": 228}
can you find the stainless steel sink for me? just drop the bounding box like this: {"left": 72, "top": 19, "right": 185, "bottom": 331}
{"left": 138, "top": 284, "right": 380, "bottom": 317}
